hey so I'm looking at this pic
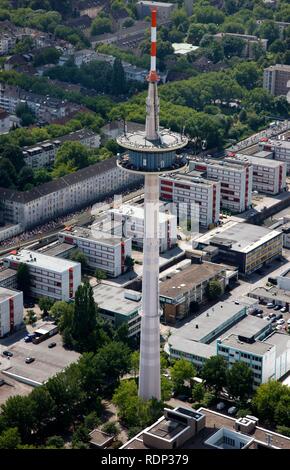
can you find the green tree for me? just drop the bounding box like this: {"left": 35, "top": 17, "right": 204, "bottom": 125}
{"left": 1, "top": 143, "right": 25, "bottom": 172}
{"left": 69, "top": 249, "right": 87, "bottom": 270}
{"left": 50, "top": 300, "right": 72, "bottom": 323}
{"left": 124, "top": 255, "right": 135, "bottom": 271}
{"left": 95, "top": 269, "right": 107, "bottom": 283}
{"left": 201, "top": 356, "right": 227, "bottom": 395}
{"left": 72, "top": 425, "right": 90, "bottom": 449}
{"left": 111, "top": 58, "right": 126, "bottom": 95}
{"left": 192, "top": 382, "right": 206, "bottom": 404}
{"left": 102, "top": 421, "right": 119, "bottom": 436}
{"left": 252, "top": 381, "right": 290, "bottom": 426}
{"left": 38, "top": 297, "right": 54, "bottom": 318}
{"left": 25, "top": 309, "right": 37, "bottom": 325}
{"left": 161, "top": 376, "right": 173, "bottom": 401}
{"left": 71, "top": 282, "right": 97, "bottom": 352}
{"left": 130, "top": 350, "right": 140, "bottom": 378}
{"left": 226, "top": 362, "right": 253, "bottom": 400}
{"left": 17, "top": 263, "right": 30, "bottom": 298}
{"left": 91, "top": 16, "right": 112, "bottom": 36}
{"left": 205, "top": 279, "right": 223, "bottom": 300}
{"left": 233, "top": 62, "right": 261, "bottom": 90}
{"left": 96, "top": 341, "right": 131, "bottom": 394}
{"left": 170, "top": 359, "right": 196, "bottom": 394}
{"left": 0, "top": 428, "right": 21, "bottom": 449}
{"left": 45, "top": 435, "right": 64, "bottom": 449}
{"left": 1, "top": 395, "right": 36, "bottom": 441}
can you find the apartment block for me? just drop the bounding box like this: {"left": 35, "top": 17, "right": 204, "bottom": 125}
{"left": 160, "top": 172, "right": 220, "bottom": 228}
{"left": 263, "top": 64, "right": 290, "bottom": 97}
{"left": 0, "top": 157, "right": 142, "bottom": 231}
{"left": 58, "top": 226, "right": 132, "bottom": 278}
{"left": 109, "top": 204, "right": 177, "bottom": 253}
{"left": 214, "top": 32, "right": 267, "bottom": 59}
{"left": 260, "top": 138, "right": 290, "bottom": 173}
{"left": 189, "top": 159, "right": 253, "bottom": 214}
{"left": 136, "top": 1, "right": 176, "bottom": 20}
{"left": 22, "top": 129, "right": 101, "bottom": 169}
{"left": 0, "top": 287, "right": 23, "bottom": 337}
{"left": 225, "top": 154, "right": 286, "bottom": 195}
{"left": 3, "top": 250, "right": 81, "bottom": 301}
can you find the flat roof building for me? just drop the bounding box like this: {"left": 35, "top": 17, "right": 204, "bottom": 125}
{"left": 263, "top": 64, "right": 290, "bottom": 97}
{"left": 3, "top": 249, "right": 81, "bottom": 301}
{"left": 195, "top": 221, "right": 282, "bottom": 275}
{"left": 92, "top": 284, "right": 141, "bottom": 338}
{"left": 0, "top": 287, "right": 23, "bottom": 337}
{"left": 259, "top": 138, "right": 290, "bottom": 173}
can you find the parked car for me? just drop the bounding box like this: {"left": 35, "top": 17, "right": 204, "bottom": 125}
{"left": 256, "top": 308, "right": 263, "bottom": 314}
{"left": 274, "top": 305, "right": 281, "bottom": 311}
{"left": 276, "top": 325, "right": 282, "bottom": 330}
{"left": 269, "top": 313, "right": 276, "bottom": 318}
{"left": 48, "top": 342, "right": 56, "bottom": 349}
{"left": 228, "top": 406, "right": 237, "bottom": 416}
{"left": 277, "top": 319, "right": 285, "bottom": 325}
{"left": 217, "top": 402, "right": 225, "bottom": 410}
{"left": 2, "top": 350, "right": 13, "bottom": 357}
{"left": 25, "top": 357, "right": 35, "bottom": 364}
{"left": 276, "top": 313, "right": 283, "bottom": 320}
{"left": 264, "top": 316, "right": 271, "bottom": 321}
{"left": 257, "top": 313, "right": 263, "bottom": 318}
{"left": 267, "top": 303, "right": 274, "bottom": 308}
{"left": 270, "top": 317, "right": 277, "bottom": 324}
{"left": 281, "top": 307, "right": 287, "bottom": 313}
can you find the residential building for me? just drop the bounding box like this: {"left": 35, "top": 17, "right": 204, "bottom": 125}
{"left": 109, "top": 204, "right": 177, "bottom": 253}
{"left": 260, "top": 139, "right": 290, "bottom": 173}
{"left": 22, "top": 129, "right": 101, "bottom": 169}
{"left": 214, "top": 32, "right": 268, "bottom": 59}
{"left": 195, "top": 221, "right": 283, "bottom": 275}
{"left": 3, "top": 249, "right": 81, "bottom": 301}
{"left": 92, "top": 284, "right": 141, "bottom": 338}
{"left": 121, "top": 405, "right": 290, "bottom": 449}
{"left": 0, "top": 223, "right": 22, "bottom": 242}
{"left": 160, "top": 172, "right": 220, "bottom": 228}
{"left": 263, "top": 64, "right": 290, "bottom": 97}
{"left": 189, "top": 159, "right": 253, "bottom": 214}
{"left": 0, "top": 107, "right": 15, "bottom": 134}
{"left": 58, "top": 226, "right": 132, "bottom": 277}
{"left": 0, "top": 83, "right": 82, "bottom": 123}
{"left": 136, "top": 1, "right": 176, "bottom": 20}
{"left": 225, "top": 154, "right": 286, "bottom": 195}
{"left": 281, "top": 222, "right": 290, "bottom": 248}
{"left": 0, "top": 157, "right": 142, "bottom": 230}
{"left": 159, "top": 261, "right": 227, "bottom": 323}
{"left": 0, "top": 268, "right": 18, "bottom": 289}
{"left": 217, "top": 331, "right": 290, "bottom": 387}
{"left": 0, "top": 287, "right": 23, "bottom": 337}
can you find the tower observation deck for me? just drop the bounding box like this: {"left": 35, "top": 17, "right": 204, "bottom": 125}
{"left": 116, "top": 9, "right": 188, "bottom": 401}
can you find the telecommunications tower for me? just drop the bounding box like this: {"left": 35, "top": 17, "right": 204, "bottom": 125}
{"left": 116, "top": 9, "right": 188, "bottom": 400}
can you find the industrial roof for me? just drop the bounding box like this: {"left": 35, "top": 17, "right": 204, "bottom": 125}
{"left": 93, "top": 284, "right": 141, "bottom": 316}
{"left": 169, "top": 336, "right": 216, "bottom": 359}
{"left": 5, "top": 249, "right": 79, "bottom": 273}
{"left": 219, "top": 334, "right": 274, "bottom": 355}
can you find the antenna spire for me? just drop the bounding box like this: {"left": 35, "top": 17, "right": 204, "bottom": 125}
{"left": 145, "top": 9, "right": 160, "bottom": 141}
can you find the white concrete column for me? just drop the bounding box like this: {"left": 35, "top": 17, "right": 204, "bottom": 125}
{"left": 138, "top": 173, "right": 161, "bottom": 401}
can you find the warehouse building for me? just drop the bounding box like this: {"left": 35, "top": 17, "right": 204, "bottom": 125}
{"left": 195, "top": 222, "right": 283, "bottom": 275}
{"left": 3, "top": 249, "right": 81, "bottom": 301}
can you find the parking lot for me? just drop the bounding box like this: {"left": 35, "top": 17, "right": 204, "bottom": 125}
{"left": 249, "top": 302, "right": 290, "bottom": 333}
{"left": 0, "top": 329, "right": 80, "bottom": 386}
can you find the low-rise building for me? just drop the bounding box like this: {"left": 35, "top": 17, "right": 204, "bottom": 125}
{"left": 263, "top": 64, "right": 290, "bottom": 97}
{"left": 22, "top": 129, "right": 100, "bottom": 169}
{"left": 195, "top": 221, "right": 283, "bottom": 275}
{"left": 160, "top": 172, "right": 220, "bottom": 228}
{"left": 121, "top": 405, "right": 290, "bottom": 449}
{"left": 214, "top": 32, "right": 268, "bottom": 59}
{"left": 109, "top": 204, "right": 176, "bottom": 253}
{"left": 0, "top": 157, "right": 142, "bottom": 230}
{"left": 276, "top": 268, "right": 290, "bottom": 291}
{"left": 92, "top": 284, "right": 141, "bottom": 338}
{"left": 217, "top": 331, "right": 290, "bottom": 387}
{"left": 225, "top": 154, "right": 286, "bottom": 195}
{"left": 259, "top": 138, "right": 290, "bottom": 173}
{"left": 0, "top": 268, "right": 18, "bottom": 289}
{"left": 136, "top": 1, "right": 176, "bottom": 20}
{"left": 3, "top": 249, "right": 81, "bottom": 301}
{"left": 159, "top": 261, "right": 227, "bottom": 324}
{"left": 0, "top": 287, "right": 23, "bottom": 337}
{"left": 189, "top": 159, "right": 253, "bottom": 214}
{"left": 58, "top": 226, "right": 132, "bottom": 277}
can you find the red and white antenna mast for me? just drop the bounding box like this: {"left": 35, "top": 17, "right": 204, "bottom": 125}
{"left": 145, "top": 8, "right": 160, "bottom": 141}
{"left": 148, "top": 9, "right": 159, "bottom": 83}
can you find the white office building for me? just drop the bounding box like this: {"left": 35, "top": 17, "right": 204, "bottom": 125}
{"left": 58, "top": 226, "right": 132, "bottom": 278}
{"left": 160, "top": 172, "right": 220, "bottom": 228}
{"left": 259, "top": 139, "right": 290, "bottom": 173}
{"left": 226, "top": 154, "right": 287, "bottom": 195}
{"left": 189, "top": 159, "right": 253, "bottom": 214}
{"left": 109, "top": 204, "right": 177, "bottom": 253}
{"left": 3, "top": 250, "right": 81, "bottom": 301}
{"left": 0, "top": 287, "right": 23, "bottom": 337}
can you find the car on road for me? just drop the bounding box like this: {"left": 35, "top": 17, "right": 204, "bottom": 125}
{"left": 25, "top": 357, "right": 35, "bottom": 364}
{"left": 2, "top": 350, "right": 13, "bottom": 357}
{"left": 48, "top": 342, "right": 56, "bottom": 349}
